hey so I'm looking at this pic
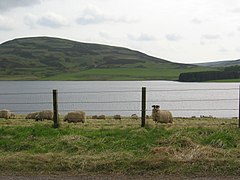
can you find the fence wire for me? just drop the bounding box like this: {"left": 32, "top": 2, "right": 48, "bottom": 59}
{"left": 0, "top": 87, "right": 238, "bottom": 118}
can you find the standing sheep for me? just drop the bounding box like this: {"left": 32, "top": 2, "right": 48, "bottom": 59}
{"left": 25, "top": 112, "right": 39, "bottom": 119}
{"left": 92, "top": 115, "right": 98, "bottom": 119}
{"left": 113, "top": 115, "right": 121, "bottom": 120}
{"left": 97, "top": 115, "right": 106, "bottom": 120}
{"left": 64, "top": 111, "right": 86, "bottom": 123}
{"left": 35, "top": 110, "right": 53, "bottom": 121}
{"left": 131, "top": 114, "right": 138, "bottom": 120}
{"left": 152, "top": 105, "right": 173, "bottom": 124}
{"left": 0, "top": 109, "right": 15, "bottom": 119}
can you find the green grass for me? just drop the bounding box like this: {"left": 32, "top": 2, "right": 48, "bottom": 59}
{"left": 42, "top": 66, "right": 215, "bottom": 81}
{"left": 0, "top": 117, "right": 240, "bottom": 176}
{"left": 208, "top": 78, "right": 240, "bottom": 82}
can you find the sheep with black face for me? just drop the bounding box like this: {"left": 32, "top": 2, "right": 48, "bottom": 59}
{"left": 152, "top": 105, "right": 173, "bottom": 124}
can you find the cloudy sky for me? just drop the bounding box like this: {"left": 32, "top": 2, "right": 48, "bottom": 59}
{"left": 0, "top": 0, "right": 240, "bottom": 63}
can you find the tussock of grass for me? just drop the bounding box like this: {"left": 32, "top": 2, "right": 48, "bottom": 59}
{"left": 0, "top": 117, "right": 240, "bottom": 176}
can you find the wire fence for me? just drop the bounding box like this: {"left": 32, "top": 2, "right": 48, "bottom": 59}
{"left": 0, "top": 87, "right": 239, "bottom": 119}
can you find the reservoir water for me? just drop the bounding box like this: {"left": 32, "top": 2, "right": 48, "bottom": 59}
{"left": 0, "top": 81, "right": 239, "bottom": 118}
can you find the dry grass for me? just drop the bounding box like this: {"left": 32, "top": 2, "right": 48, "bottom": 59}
{"left": 0, "top": 116, "right": 240, "bottom": 176}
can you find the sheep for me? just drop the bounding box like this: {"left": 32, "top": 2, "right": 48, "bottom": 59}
{"left": 151, "top": 105, "right": 173, "bottom": 124}
{"left": 92, "top": 115, "right": 105, "bottom": 120}
{"left": 25, "top": 112, "right": 39, "bottom": 119}
{"left": 92, "top": 115, "right": 98, "bottom": 119}
{"left": 0, "top": 109, "right": 15, "bottom": 119}
{"left": 146, "top": 115, "right": 151, "bottom": 119}
{"left": 64, "top": 111, "right": 86, "bottom": 123}
{"left": 131, "top": 114, "right": 138, "bottom": 120}
{"left": 97, "top": 115, "right": 106, "bottom": 120}
{"left": 113, "top": 115, "right": 121, "bottom": 120}
{"left": 35, "top": 110, "right": 53, "bottom": 121}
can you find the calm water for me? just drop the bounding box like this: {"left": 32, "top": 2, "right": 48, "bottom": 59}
{"left": 0, "top": 81, "right": 239, "bottom": 118}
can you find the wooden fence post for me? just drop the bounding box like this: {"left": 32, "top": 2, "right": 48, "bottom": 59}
{"left": 239, "top": 86, "right": 240, "bottom": 128}
{"left": 53, "top": 89, "right": 59, "bottom": 128}
{"left": 141, "top": 87, "right": 146, "bottom": 127}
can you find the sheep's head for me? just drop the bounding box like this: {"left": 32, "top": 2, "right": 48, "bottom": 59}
{"left": 152, "top": 105, "right": 160, "bottom": 113}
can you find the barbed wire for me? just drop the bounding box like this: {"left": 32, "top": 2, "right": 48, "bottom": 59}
{"left": 147, "top": 108, "right": 238, "bottom": 112}
{"left": 59, "top": 90, "right": 140, "bottom": 94}
{"left": 10, "top": 108, "right": 238, "bottom": 113}
{"left": 0, "top": 92, "right": 52, "bottom": 96}
{"left": 148, "top": 98, "right": 238, "bottom": 103}
{"left": 0, "top": 98, "right": 238, "bottom": 105}
{"left": 0, "top": 102, "right": 52, "bottom": 105}
{"left": 0, "top": 87, "right": 238, "bottom": 96}
{"left": 148, "top": 87, "right": 238, "bottom": 92}
{"left": 0, "top": 87, "right": 239, "bottom": 116}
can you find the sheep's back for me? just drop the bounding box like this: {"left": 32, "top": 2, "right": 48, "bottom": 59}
{"left": 26, "top": 112, "right": 39, "bottom": 119}
{"left": 64, "top": 111, "right": 86, "bottom": 123}
{"left": 0, "top": 109, "right": 11, "bottom": 119}
{"left": 36, "top": 110, "right": 53, "bottom": 120}
{"left": 152, "top": 109, "right": 173, "bottom": 123}
{"left": 159, "top": 110, "right": 173, "bottom": 123}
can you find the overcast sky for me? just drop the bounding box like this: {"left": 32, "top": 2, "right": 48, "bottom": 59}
{"left": 0, "top": 0, "right": 240, "bottom": 63}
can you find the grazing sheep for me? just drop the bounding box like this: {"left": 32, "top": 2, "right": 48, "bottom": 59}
{"left": 92, "top": 115, "right": 105, "bottom": 119}
{"left": 92, "top": 115, "right": 98, "bottom": 119}
{"left": 64, "top": 111, "right": 86, "bottom": 123}
{"left": 152, "top": 105, "right": 173, "bottom": 124}
{"left": 25, "top": 112, "right": 39, "bottom": 119}
{"left": 97, "top": 115, "right": 106, "bottom": 120}
{"left": 131, "top": 114, "right": 138, "bottom": 120}
{"left": 113, "top": 115, "right": 121, "bottom": 120}
{"left": 35, "top": 110, "right": 53, "bottom": 121}
{"left": 0, "top": 109, "right": 15, "bottom": 119}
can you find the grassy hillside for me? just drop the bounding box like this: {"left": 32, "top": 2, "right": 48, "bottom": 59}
{"left": 0, "top": 37, "right": 214, "bottom": 80}
{"left": 195, "top": 59, "right": 240, "bottom": 68}
{"left": 0, "top": 117, "right": 240, "bottom": 176}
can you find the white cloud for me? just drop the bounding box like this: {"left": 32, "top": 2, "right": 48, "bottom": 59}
{"left": 219, "top": 47, "right": 228, "bottom": 53}
{"left": 191, "top": 18, "right": 202, "bottom": 24}
{"left": 128, "top": 33, "right": 156, "bottom": 41}
{"left": 235, "top": 48, "right": 240, "bottom": 52}
{"left": 200, "top": 41, "right": 206, "bottom": 46}
{"left": 165, "top": 34, "right": 182, "bottom": 41}
{"left": 24, "top": 12, "right": 68, "bottom": 29}
{"left": 231, "top": 8, "right": 240, "bottom": 13}
{"left": 37, "top": 12, "right": 68, "bottom": 28}
{"left": 202, "top": 34, "right": 221, "bottom": 40}
{"left": 76, "top": 5, "right": 136, "bottom": 25}
{"left": 0, "top": 0, "right": 41, "bottom": 11}
{"left": 0, "top": 15, "right": 15, "bottom": 31}
{"left": 76, "top": 6, "right": 104, "bottom": 25}
{"left": 99, "top": 32, "right": 111, "bottom": 39}
{"left": 24, "top": 14, "right": 38, "bottom": 28}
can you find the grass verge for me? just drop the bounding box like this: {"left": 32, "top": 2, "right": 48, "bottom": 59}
{"left": 0, "top": 117, "right": 240, "bottom": 176}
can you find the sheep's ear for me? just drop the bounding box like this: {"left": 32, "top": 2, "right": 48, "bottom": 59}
{"left": 152, "top": 105, "right": 155, "bottom": 108}
{"left": 156, "top": 105, "right": 160, "bottom": 108}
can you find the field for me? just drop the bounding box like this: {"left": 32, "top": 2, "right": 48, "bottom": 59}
{"left": 0, "top": 117, "right": 240, "bottom": 177}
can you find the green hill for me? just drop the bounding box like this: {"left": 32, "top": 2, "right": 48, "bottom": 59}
{"left": 0, "top": 36, "right": 213, "bottom": 80}
{"left": 195, "top": 59, "right": 240, "bottom": 67}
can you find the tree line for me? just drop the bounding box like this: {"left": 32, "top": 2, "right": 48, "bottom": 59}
{"left": 179, "top": 65, "right": 240, "bottom": 82}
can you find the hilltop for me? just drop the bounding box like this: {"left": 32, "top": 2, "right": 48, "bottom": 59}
{"left": 0, "top": 37, "right": 213, "bottom": 80}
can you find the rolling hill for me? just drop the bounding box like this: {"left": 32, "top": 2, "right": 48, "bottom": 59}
{"left": 0, "top": 36, "right": 214, "bottom": 80}
{"left": 195, "top": 59, "right": 240, "bottom": 67}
